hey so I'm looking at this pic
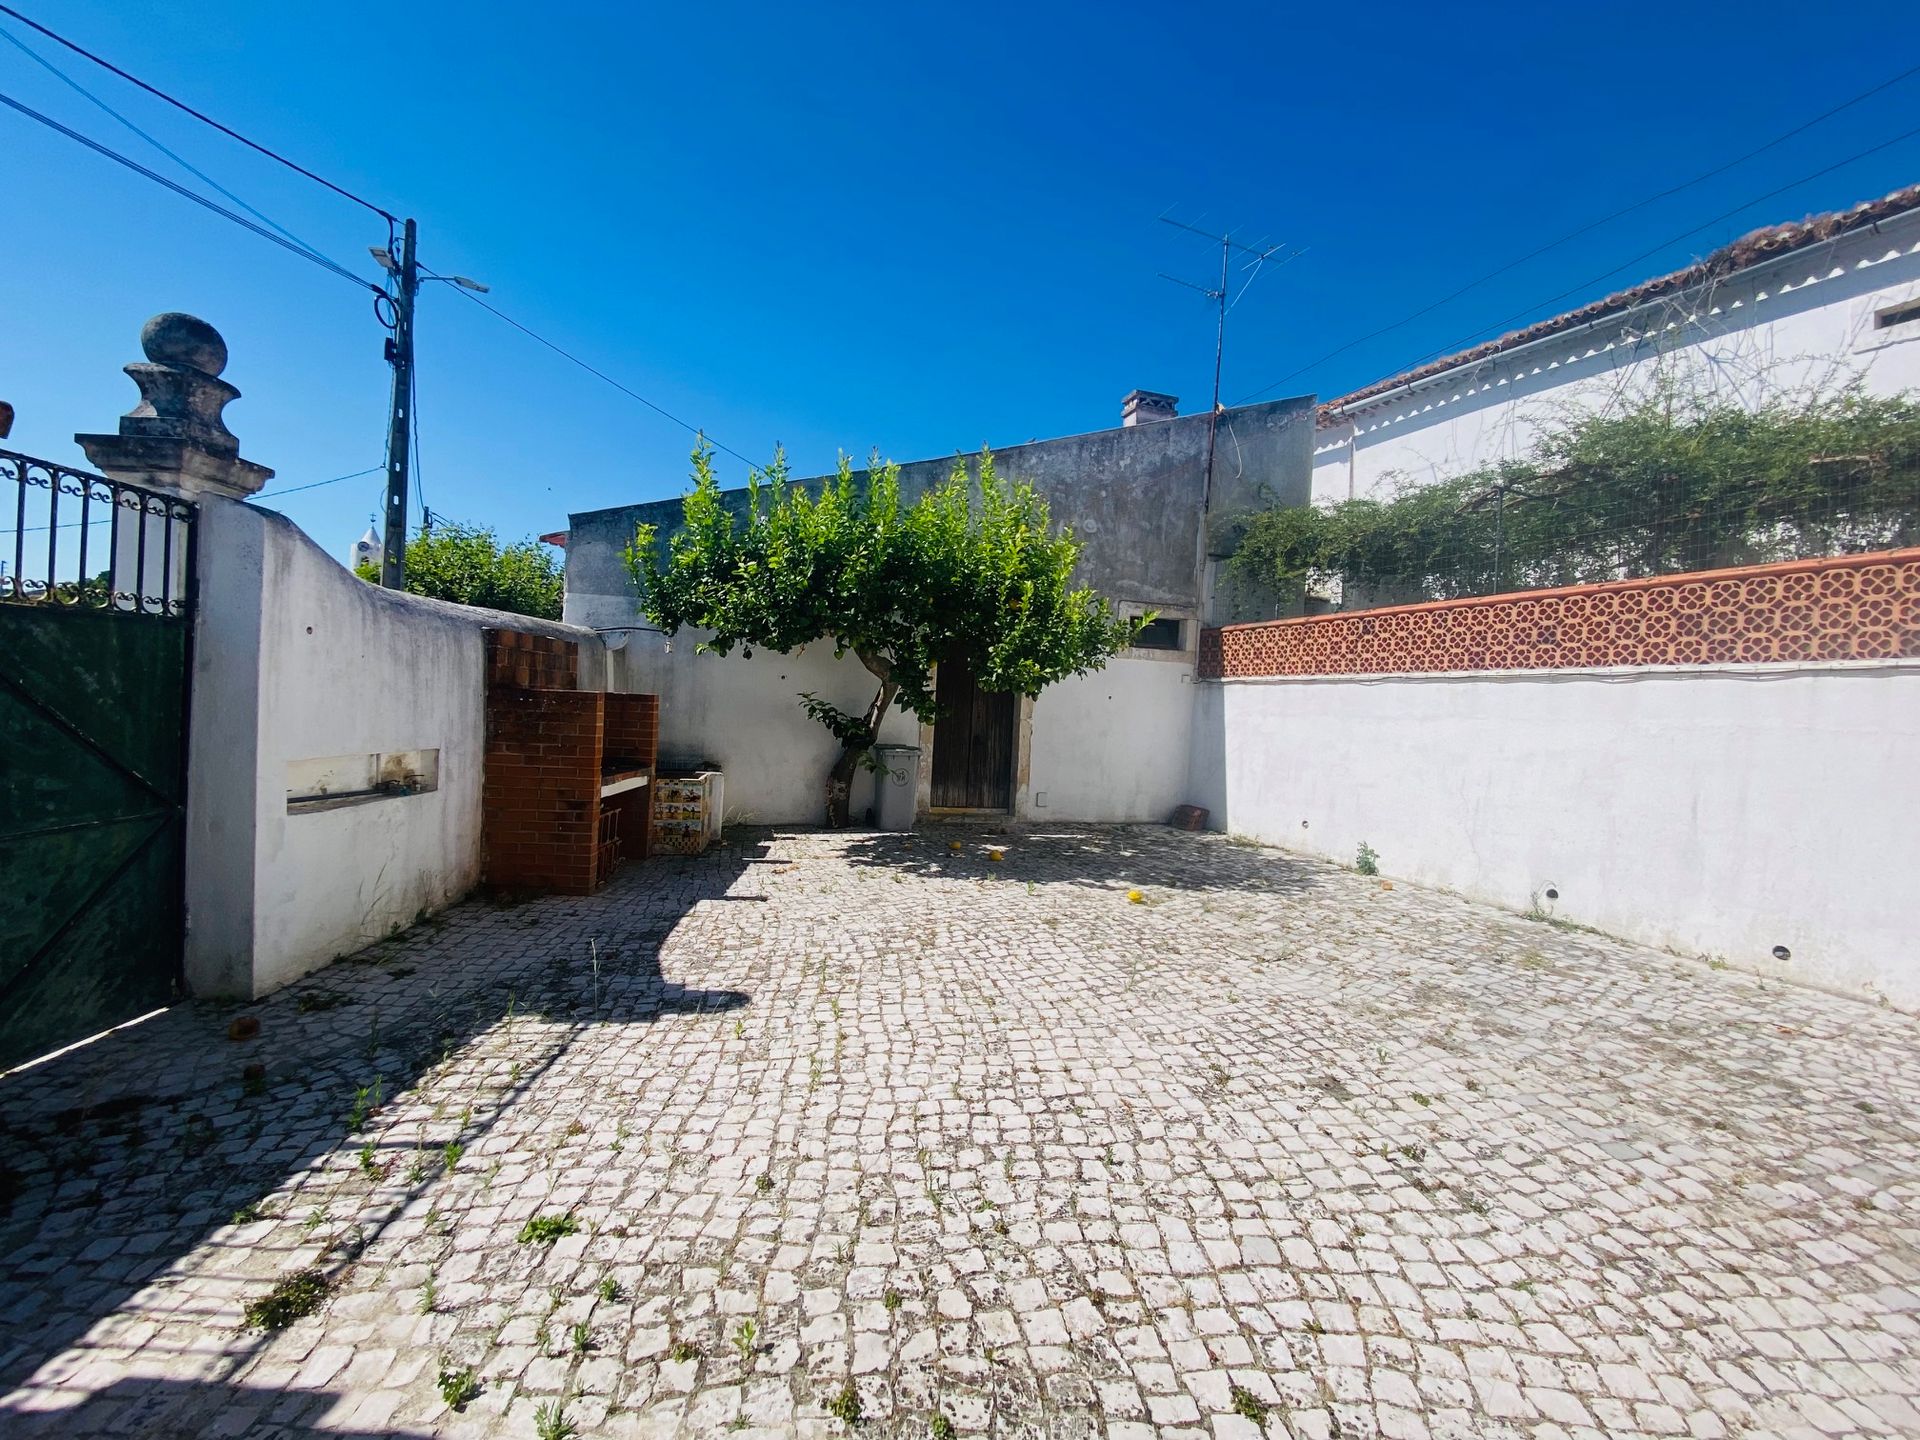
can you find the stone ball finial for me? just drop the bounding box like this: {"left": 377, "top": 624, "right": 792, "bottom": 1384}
{"left": 140, "top": 312, "right": 228, "bottom": 377}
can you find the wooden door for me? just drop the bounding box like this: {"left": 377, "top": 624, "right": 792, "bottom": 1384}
{"left": 930, "top": 655, "right": 1015, "bottom": 810}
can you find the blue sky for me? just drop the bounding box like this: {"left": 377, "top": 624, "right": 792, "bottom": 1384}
{"left": 3, "top": 1, "right": 1917, "bottom": 560}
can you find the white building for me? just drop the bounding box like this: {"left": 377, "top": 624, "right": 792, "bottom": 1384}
{"left": 1312, "top": 183, "right": 1920, "bottom": 506}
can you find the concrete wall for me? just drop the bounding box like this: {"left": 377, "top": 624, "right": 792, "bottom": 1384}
{"left": 1018, "top": 654, "right": 1194, "bottom": 823}
{"left": 562, "top": 396, "right": 1311, "bottom": 824}
{"left": 189, "top": 500, "right": 604, "bottom": 997}
{"left": 568, "top": 395, "right": 1318, "bottom": 622}
{"left": 1187, "top": 661, "right": 1920, "bottom": 1010}
{"left": 599, "top": 630, "right": 920, "bottom": 826}
{"left": 1312, "top": 209, "right": 1920, "bottom": 505}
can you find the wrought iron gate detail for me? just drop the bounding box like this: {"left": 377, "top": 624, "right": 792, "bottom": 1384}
{"left": 0, "top": 448, "right": 194, "bottom": 1070}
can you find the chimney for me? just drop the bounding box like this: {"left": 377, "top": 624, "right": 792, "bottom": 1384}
{"left": 1121, "top": 389, "right": 1179, "bottom": 426}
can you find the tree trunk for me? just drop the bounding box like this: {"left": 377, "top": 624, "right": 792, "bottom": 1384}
{"left": 824, "top": 657, "right": 898, "bottom": 828}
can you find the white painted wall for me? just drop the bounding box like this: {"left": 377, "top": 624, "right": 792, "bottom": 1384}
{"left": 602, "top": 630, "right": 919, "bottom": 826}
{"left": 576, "top": 594, "right": 1196, "bottom": 827}
{"left": 1018, "top": 656, "right": 1194, "bottom": 823}
{"left": 189, "top": 500, "right": 605, "bottom": 998}
{"left": 1312, "top": 209, "right": 1920, "bottom": 505}
{"left": 1187, "top": 662, "right": 1920, "bottom": 1010}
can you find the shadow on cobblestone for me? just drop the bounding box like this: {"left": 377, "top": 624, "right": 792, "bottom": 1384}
{"left": 838, "top": 822, "right": 1326, "bottom": 897}
{"left": 0, "top": 840, "right": 757, "bottom": 1432}
{"left": 26, "top": 1375, "right": 438, "bottom": 1438}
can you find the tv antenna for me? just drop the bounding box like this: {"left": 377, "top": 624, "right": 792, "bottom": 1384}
{"left": 1157, "top": 212, "right": 1303, "bottom": 511}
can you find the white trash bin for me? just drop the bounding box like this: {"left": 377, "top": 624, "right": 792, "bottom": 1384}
{"left": 871, "top": 744, "right": 919, "bottom": 831}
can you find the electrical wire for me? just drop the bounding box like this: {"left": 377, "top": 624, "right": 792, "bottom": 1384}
{"left": 9, "top": 465, "right": 385, "bottom": 533}
{"left": 1392, "top": 121, "right": 1920, "bottom": 379}
{"left": 0, "top": 20, "right": 319, "bottom": 257}
{"left": 252, "top": 465, "right": 385, "bottom": 501}
{"left": 1233, "top": 64, "right": 1920, "bottom": 405}
{"left": 0, "top": 88, "right": 382, "bottom": 295}
{"left": 0, "top": 2, "right": 395, "bottom": 223}
{"left": 423, "top": 265, "right": 760, "bottom": 467}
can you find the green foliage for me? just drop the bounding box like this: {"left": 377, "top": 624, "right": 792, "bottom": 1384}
{"left": 243, "top": 1267, "right": 330, "bottom": 1330}
{"left": 517, "top": 1212, "right": 579, "bottom": 1245}
{"left": 825, "top": 1382, "right": 864, "bottom": 1427}
{"left": 1354, "top": 842, "right": 1379, "bottom": 876}
{"left": 355, "top": 523, "right": 563, "bottom": 620}
{"left": 436, "top": 1364, "right": 479, "bottom": 1409}
{"left": 1228, "top": 389, "right": 1920, "bottom": 608}
{"left": 626, "top": 442, "right": 1136, "bottom": 821}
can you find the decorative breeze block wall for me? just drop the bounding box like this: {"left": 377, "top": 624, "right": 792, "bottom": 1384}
{"left": 1200, "top": 548, "right": 1920, "bottom": 680}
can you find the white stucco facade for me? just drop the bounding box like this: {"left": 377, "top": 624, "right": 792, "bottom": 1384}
{"left": 188, "top": 499, "right": 605, "bottom": 998}
{"left": 1312, "top": 205, "right": 1920, "bottom": 505}
{"left": 1187, "top": 661, "right": 1920, "bottom": 1011}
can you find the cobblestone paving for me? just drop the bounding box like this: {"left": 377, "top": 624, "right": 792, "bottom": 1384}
{"left": 2, "top": 825, "right": 1917, "bottom": 1440}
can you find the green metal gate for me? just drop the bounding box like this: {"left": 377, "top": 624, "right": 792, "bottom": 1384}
{"left": 1, "top": 448, "right": 194, "bottom": 1071}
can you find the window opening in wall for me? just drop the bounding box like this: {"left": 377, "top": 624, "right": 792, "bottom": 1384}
{"left": 1132, "top": 616, "right": 1183, "bottom": 650}
{"left": 1875, "top": 297, "right": 1920, "bottom": 329}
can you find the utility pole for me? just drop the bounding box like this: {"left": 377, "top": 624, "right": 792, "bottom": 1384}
{"left": 379, "top": 217, "right": 418, "bottom": 589}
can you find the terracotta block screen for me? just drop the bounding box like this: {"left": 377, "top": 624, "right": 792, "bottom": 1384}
{"left": 1200, "top": 548, "right": 1920, "bottom": 680}
{"left": 482, "top": 689, "right": 605, "bottom": 894}
{"left": 485, "top": 628, "right": 579, "bottom": 691}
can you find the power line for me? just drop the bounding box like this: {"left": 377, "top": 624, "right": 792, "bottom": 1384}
{"left": 424, "top": 266, "right": 760, "bottom": 467}
{"left": 1392, "top": 121, "right": 1920, "bottom": 379}
{"left": 0, "top": 20, "right": 318, "bottom": 257}
{"left": 1233, "top": 63, "right": 1920, "bottom": 405}
{"left": 253, "top": 465, "right": 385, "bottom": 501}
{"left": 0, "top": 88, "right": 381, "bottom": 295}
{"left": 8, "top": 465, "right": 385, "bottom": 532}
{"left": 0, "top": 2, "right": 395, "bottom": 223}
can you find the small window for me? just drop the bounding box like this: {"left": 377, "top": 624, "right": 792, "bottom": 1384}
{"left": 1132, "top": 617, "right": 1183, "bottom": 650}
{"left": 1876, "top": 298, "right": 1920, "bottom": 330}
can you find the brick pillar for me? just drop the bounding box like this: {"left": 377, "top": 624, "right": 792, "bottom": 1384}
{"left": 482, "top": 688, "right": 605, "bottom": 894}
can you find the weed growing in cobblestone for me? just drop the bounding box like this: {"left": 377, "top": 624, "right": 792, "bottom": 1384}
{"left": 1411, "top": 1092, "right": 1432, "bottom": 1107}
{"left": 570, "top": 1320, "right": 593, "bottom": 1353}
{"left": 518, "top": 1213, "right": 579, "bottom": 1245}
{"left": 436, "top": 1364, "right": 479, "bottom": 1409}
{"left": 668, "top": 1338, "right": 701, "bottom": 1363}
{"left": 442, "top": 1140, "right": 464, "bottom": 1170}
{"left": 826, "top": 1382, "right": 863, "bottom": 1427}
{"left": 882, "top": 1287, "right": 903, "bottom": 1312}
{"left": 597, "top": 1275, "right": 620, "bottom": 1302}
{"left": 1230, "top": 1385, "right": 1269, "bottom": 1427}
{"left": 1354, "top": 842, "right": 1380, "bottom": 876}
{"left": 419, "top": 1271, "right": 437, "bottom": 1313}
{"left": 243, "top": 1267, "right": 330, "bottom": 1329}
{"left": 754, "top": 1172, "right": 774, "bottom": 1195}
{"left": 231, "top": 1200, "right": 269, "bottom": 1224}
{"left": 178, "top": 1115, "right": 215, "bottom": 1158}
{"left": 733, "top": 1317, "right": 758, "bottom": 1360}
{"left": 346, "top": 1076, "right": 383, "bottom": 1132}
{"left": 1304, "top": 1317, "right": 1325, "bottom": 1336}
{"left": 357, "top": 1142, "right": 380, "bottom": 1178}
{"left": 302, "top": 1205, "right": 328, "bottom": 1233}
{"left": 533, "top": 1400, "right": 577, "bottom": 1440}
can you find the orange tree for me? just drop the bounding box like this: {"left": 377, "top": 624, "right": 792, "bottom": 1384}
{"left": 626, "top": 443, "right": 1136, "bottom": 826}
